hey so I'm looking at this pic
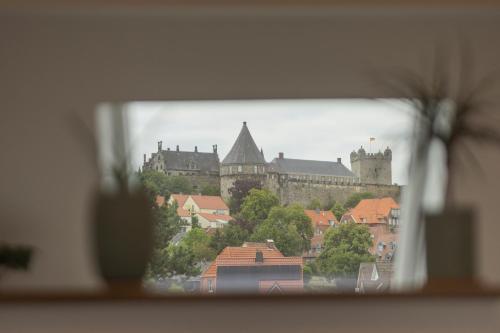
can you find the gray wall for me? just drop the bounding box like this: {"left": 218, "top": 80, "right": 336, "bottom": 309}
{"left": 2, "top": 8, "right": 500, "bottom": 330}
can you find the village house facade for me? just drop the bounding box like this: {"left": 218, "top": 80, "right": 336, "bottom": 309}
{"left": 158, "top": 194, "right": 233, "bottom": 231}
{"left": 341, "top": 197, "right": 400, "bottom": 262}
{"left": 303, "top": 209, "right": 338, "bottom": 261}
{"left": 200, "top": 241, "right": 304, "bottom": 294}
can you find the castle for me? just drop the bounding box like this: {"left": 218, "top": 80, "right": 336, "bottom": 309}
{"left": 142, "top": 122, "right": 400, "bottom": 207}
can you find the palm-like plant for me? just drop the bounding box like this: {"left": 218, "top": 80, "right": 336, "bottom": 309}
{"left": 378, "top": 47, "right": 500, "bottom": 205}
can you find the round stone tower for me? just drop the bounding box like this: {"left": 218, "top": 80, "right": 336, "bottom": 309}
{"left": 220, "top": 121, "right": 267, "bottom": 200}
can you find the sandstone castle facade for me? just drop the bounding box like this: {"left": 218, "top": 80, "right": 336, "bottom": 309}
{"left": 143, "top": 122, "right": 400, "bottom": 207}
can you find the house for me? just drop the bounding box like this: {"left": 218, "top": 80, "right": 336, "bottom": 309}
{"left": 168, "top": 194, "right": 233, "bottom": 230}
{"left": 157, "top": 194, "right": 193, "bottom": 232}
{"left": 303, "top": 209, "right": 338, "bottom": 259}
{"left": 196, "top": 213, "right": 233, "bottom": 229}
{"left": 355, "top": 262, "right": 394, "bottom": 293}
{"left": 200, "top": 241, "right": 304, "bottom": 294}
{"left": 341, "top": 197, "right": 400, "bottom": 262}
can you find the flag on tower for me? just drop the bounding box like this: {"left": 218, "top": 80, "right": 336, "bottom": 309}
{"left": 369, "top": 137, "right": 376, "bottom": 142}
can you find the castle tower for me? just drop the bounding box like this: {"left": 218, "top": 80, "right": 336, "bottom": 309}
{"left": 350, "top": 146, "right": 392, "bottom": 185}
{"left": 220, "top": 121, "right": 267, "bottom": 200}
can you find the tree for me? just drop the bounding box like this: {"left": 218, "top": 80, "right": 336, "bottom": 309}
{"left": 209, "top": 222, "right": 249, "bottom": 254}
{"left": 316, "top": 223, "right": 374, "bottom": 279}
{"left": 251, "top": 205, "right": 313, "bottom": 256}
{"left": 307, "top": 198, "right": 322, "bottom": 210}
{"left": 191, "top": 215, "right": 200, "bottom": 229}
{"left": 152, "top": 202, "right": 183, "bottom": 250}
{"left": 200, "top": 184, "right": 221, "bottom": 196}
{"left": 139, "top": 170, "right": 172, "bottom": 200}
{"left": 228, "top": 179, "right": 262, "bottom": 214}
{"left": 138, "top": 170, "right": 193, "bottom": 199}
{"left": 163, "top": 244, "right": 200, "bottom": 278}
{"left": 239, "top": 189, "right": 279, "bottom": 232}
{"left": 344, "top": 192, "right": 375, "bottom": 209}
{"left": 331, "top": 202, "right": 347, "bottom": 221}
{"left": 147, "top": 202, "right": 185, "bottom": 279}
{"left": 181, "top": 228, "right": 216, "bottom": 262}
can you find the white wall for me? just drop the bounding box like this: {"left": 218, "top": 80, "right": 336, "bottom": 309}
{"left": 1, "top": 8, "right": 500, "bottom": 292}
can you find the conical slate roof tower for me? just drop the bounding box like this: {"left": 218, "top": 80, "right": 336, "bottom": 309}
{"left": 222, "top": 122, "right": 266, "bottom": 165}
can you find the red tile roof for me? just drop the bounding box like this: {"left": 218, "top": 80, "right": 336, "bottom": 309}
{"left": 304, "top": 209, "right": 338, "bottom": 227}
{"left": 190, "top": 195, "right": 229, "bottom": 211}
{"left": 170, "top": 194, "right": 190, "bottom": 207}
{"left": 177, "top": 207, "right": 191, "bottom": 217}
{"left": 348, "top": 197, "right": 399, "bottom": 224}
{"left": 202, "top": 243, "right": 287, "bottom": 278}
{"left": 197, "top": 212, "right": 233, "bottom": 222}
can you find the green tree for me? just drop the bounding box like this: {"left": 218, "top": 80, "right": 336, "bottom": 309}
{"left": 303, "top": 261, "right": 319, "bottom": 284}
{"left": 331, "top": 202, "right": 347, "bottom": 221}
{"left": 191, "top": 215, "right": 200, "bottom": 229}
{"left": 307, "top": 198, "right": 322, "bottom": 210}
{"left": 317, "top": 223, "right": 374, "bottom": 279}
{"left": 344, "top": 192, "right": 375, "bottom": 209}
{"left": 152, "top": 202, "right": 183, "bottom": 249}
{"left": 167, "top": 176, "right": 193, "bottom": 195}
{"left": 139, "top": 170, "right": 194, "bottom": 199}
{"left": 181, "top": 228, "right": 216, "bottom": 262}
{"left": 209, "top": 222, "right": 249, "bottom": 254}
{"left": 228, "top": 179, "right": 262, "bottom": 214}
{"left": 239, "top": 189, "right": 279, "bottom": 232}
{"left": 139, "top": 170, "right": 172, "bottom": 199}
{"left": 200, "top": 184, "right": 221, "bottom": 196}
{"left": 251, "top": 205, "right": 313, "bottom": 256}
{"left": 165, "top": 244, "right": 200, "bottom": 277}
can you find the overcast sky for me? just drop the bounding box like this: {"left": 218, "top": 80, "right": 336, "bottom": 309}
{"left": 127, "top": 99, "right": 413, "bottom": 185}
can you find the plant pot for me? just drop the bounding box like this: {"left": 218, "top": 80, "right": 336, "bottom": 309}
{"left": 425, "top": 207, "right": 476, "bottom": 288}
{"left": 93, "top": 190, "right": 153, "bottom": 287}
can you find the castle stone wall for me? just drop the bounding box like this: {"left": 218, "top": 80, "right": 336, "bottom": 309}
{"left": 270, "top": 178, "right": 401, "bottom": 207}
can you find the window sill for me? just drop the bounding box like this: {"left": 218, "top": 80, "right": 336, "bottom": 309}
{"left": 1, "top": 283, "right": 498, "bottom": 303}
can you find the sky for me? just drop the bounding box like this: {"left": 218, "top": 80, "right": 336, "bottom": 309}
{"left": 127, "top": 99, "right": 414, "bottom": 185}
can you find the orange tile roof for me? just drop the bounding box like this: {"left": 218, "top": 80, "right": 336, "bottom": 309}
{"left": 217, "top": 257, "right": 303, "bottom": 266}
{"left": 202, "top": 244, "right": 286, "bottom": 278}
{"left": 190, "top": 195, "right": 229, "bottom": 210}
{"left": 170, "top": 194, "right": 189, "bottom": 207}
{"left": 349, "top": 197, "right": 399, "bottom": 224}
{"left": 177, "top": 207, "right": 191, "bottom": 217}
{"left": 304, "top": 209, "right": 338, "bottom": 227}
{"left": 156, "top": 195, "right": 165, "bottom": 207}
{"left": 197, "top": 212, "right": 233, "bottom": 222}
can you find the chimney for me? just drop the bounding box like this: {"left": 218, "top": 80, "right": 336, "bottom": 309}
{"left": 176, "top": 145, "right": 179, "bottom": 152}
{"left": 213, "top": 144, "right": 218, "bottom": 153}
{"left": 143, "top": 154, "right": 146, "bottom": 163}
{"left": 158, "top": 141, "right": 162, "bottom": 152}
{"left": 255, "top": 250, "right": 264, "bottom": 263}
{"left": 315, "top": 207, "right": 320, "bottom": 214}
{"left": 337, "top": 157, "right": 342, "bottom": 163}
{"left": 266, "top": 239, "right": 275, "bottom": 249}
{"left": 167, "top": 147, "right": 170, "bottom": 151}
{"left": 195, "top": 146, "right": 198, "bottom": 153}
{"left": 278, "top": 152, "right": 284, "bottom": 159}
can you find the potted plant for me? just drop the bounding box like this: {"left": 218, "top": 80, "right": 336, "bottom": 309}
{"left": 380, "top": 50, "right": 500, "bottom": 290}
{"left": 73, "top": 109, "right": 154, "bottom": 293}
{"left": 93, "top": 163, "right": 153, "bottom": 293}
